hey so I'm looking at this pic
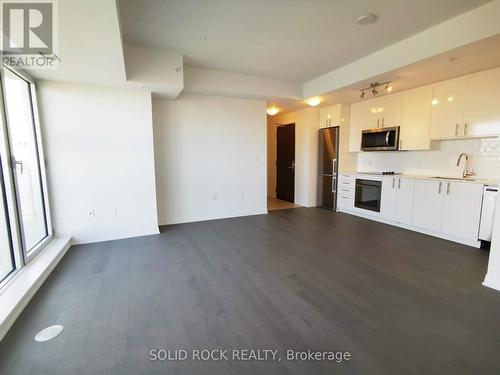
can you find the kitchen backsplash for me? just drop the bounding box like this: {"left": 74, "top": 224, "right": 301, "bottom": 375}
{"left": 357, "top": 137, "right": 500, "bottom": 180}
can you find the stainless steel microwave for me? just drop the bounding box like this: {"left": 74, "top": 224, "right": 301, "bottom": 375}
{"left": 361, "top": 126, "right": 400, "bottom": 151}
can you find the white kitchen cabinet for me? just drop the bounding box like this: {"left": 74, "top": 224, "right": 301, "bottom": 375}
{"left": 400, "top": 86, "right": 432, "bottom": 150}
{"left": 440, "top": 181, "right": 484, "bottom": 241}
{"left": 412, "top": 179, "right": 444, "bottom": 232}
{"left": 430, "top": 77, "right": 467, "bottom": 139}
{"left": 319, "top": 104, "right": 342, "bottom": 128}
{"left": 463, "top": 68, "right": 500, "bottom": 137}
{"left": 337, "top": 173, "right": 355, "bottom": 210}
{"left": 349, "top": 101, "right": 372, "bottom": 152}
{"left": 349, "top": 94, "right": 402, "bottom": 152}
{"left": 380, "top": 176, "right": 397, "bottom": 220}
{"left": 368, "top": 94, "right": 402, "bottom": 129}
{"left": 394, "top": 178, "right": 415, "bottom": 225}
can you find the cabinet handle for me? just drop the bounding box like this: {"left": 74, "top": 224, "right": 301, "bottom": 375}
{"left": 392, "top": 178, "right": 395, "bottom": 188}
{"left": 455, "top": 124, "right": 459, "bottom": 136}
{"left": 377, "top": 118, "right": 380, "bottom": 128}
{"left": 382, "top": 117, "right": 385, "bottom": 128}
{"left": 398, "top": 179, "right": 401, "bottom": 189}
{"left": 464, "top": 122, "right": 468, "bottom": 136}
{"left": 447, "top": 182, "right": 450, "bottom": 195}
{"left": 438, "top": 181, "right": 442, "bottom": 194}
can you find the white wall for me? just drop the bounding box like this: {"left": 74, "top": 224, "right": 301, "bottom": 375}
{"left": 153, "top": 94, "right": 267, "bottom": 225}
{"left": 357, "top": 137, "right": 500, "bottom": 180}
{"left": 484, "top": 195, "right": 500, "bottom": 291}
{"left": 37, "top": 81, "right": 159, "bottom": 244}
{"left": 267, "top": 108, "right": 319, "bottom": 207}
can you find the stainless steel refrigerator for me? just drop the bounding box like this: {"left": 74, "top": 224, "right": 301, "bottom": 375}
{"left": 318, "top": 127, "right": 339, "bottom": 210}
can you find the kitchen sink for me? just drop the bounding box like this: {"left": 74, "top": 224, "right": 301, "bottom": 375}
{"left": 431, "top": 176, "right": 476, "bottom": 181}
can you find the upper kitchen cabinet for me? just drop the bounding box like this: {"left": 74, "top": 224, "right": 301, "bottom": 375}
{"left": 368, "top": 94, "right": 402, "bottom": 129}
{"left": 349, "top": 94, "right": 402, "bottom": 152}
{"left": 463, "top": 68, "right": 500, "bottom": 137}
{"left": 400, "top": 86, "right": 433, "bottom": 150}
{"left": 319, "top": 104, "right": 342, "bottom": 128}
{"left": 430, "top": 77, "right": 467, "bottom": 139}
{"left": 349, "top": 101, "right": 372, "bottom": 152}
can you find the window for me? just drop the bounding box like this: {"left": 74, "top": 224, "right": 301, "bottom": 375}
{"left": 0, "top": 162, "right": 14, "bottom": 282}
{"left": 0, "top": 65, "right": 52, "bottom": 285}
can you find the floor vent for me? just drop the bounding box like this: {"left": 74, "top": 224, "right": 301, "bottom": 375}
{"left": 34, "top": 325, "right": 64, "bottom": 342}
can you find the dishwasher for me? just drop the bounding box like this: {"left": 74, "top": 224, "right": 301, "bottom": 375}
{"left": 479, "top": 186, "right": 498, "bottom": 248}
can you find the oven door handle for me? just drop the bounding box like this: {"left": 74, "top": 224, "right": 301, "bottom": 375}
{"left": 385, "top": 131, "right": 391, "bottom": 146}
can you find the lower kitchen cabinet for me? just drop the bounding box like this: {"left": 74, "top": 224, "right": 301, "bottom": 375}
{"left": 394, "top": 178, "right": 415, "bottom": 225}
{"left": 338, "top": 174, "right": 486, "bottom": 247}
{"left": 412, "top": 179, "right": 444, "bottom": 232}
{"left": 380, "top": 177, "right": 415, "bottom": 223}
{"left": 440, "top": 181, "right": 483, "bottom": 241}
{"left": 380, "top": 176, "right": 397, "bottom": 220}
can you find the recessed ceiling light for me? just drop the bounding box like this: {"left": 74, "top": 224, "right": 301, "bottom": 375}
{"left": 305, "top": 97, "right": 321, "bottom": 107}
{"left": 267, "top": 107, "right": 280, "bottom": 116}
{"left": 194, "top": 34, "right": 207, "bottom": 41}
{"left": 356, "top": 14, "right": 377, "bottom": 25}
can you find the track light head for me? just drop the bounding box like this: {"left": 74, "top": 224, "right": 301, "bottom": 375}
{"left": 360, "top": 91, "right": 365, "bottom": 99}
{"left": 372, "top": 88, "right": 378, "bottom": 95}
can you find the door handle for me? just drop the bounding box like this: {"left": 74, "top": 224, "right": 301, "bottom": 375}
{"left": 13, "top": 158, "right": 24, "bottom": 174}
{"left": 438, "top": 181, "right": 442, "bottom": 194}
{"left": 386, "top": 131, "right": 391, "bottom": 146}
{"left": 446, "top": 182, "right": 450, "bottom": 195}
{"left": 398, "top": 179, "right": 401, "bottom": 189}
{"left": 392, "top": 178, "right": 395, "bottom": 189}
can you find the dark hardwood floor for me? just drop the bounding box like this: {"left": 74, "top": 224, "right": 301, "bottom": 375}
{"left": 1, "top": 208, "right": 499, "bottom": 375}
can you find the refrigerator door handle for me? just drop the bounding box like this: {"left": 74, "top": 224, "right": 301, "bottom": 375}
{"left": 332, "top": 158, "right": 337, "bottom": 175}
{"left": 332, "top": 177, "right": 337, "bottom": 193}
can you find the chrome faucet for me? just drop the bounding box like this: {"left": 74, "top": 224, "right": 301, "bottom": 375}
{"left": 456, "top": 153, "right": 473, "bottom": 178}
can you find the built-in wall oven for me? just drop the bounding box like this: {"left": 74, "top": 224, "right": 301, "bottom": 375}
{"left": 355, "top": 179, "right": 382, "bottom": 212}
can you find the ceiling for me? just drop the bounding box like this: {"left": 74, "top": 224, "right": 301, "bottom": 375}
{"left": 118, "top": 0, "right": 492, "bottom": 82}
{"left": 268, "top": 34, "right": 500, "bottom": 114}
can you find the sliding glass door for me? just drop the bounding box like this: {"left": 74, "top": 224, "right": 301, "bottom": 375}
{"left": 0, "top": 66, "right": 51, "bottom": 266}
{"left": 0, "top": 161, "right": 15, "bottom": 282}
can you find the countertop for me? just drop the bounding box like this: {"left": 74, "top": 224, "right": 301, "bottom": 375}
{"left": 339, "top": 171, "right": 498, "bottom": 186}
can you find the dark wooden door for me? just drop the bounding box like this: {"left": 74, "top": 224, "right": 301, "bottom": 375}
{"left": 276, "top": 123, "right": 295, "bottom": 203}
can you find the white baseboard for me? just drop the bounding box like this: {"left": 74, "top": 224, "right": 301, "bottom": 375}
{"left": 0, "top": 237, "right": 71, "bottom": 341}
{"left": 159, "top": 209, "right": 268, "bottom": 226}
{"left": 338, "top": 207, "right": 481, "bottom": 248}
{"left": 70, "top": 229, "right": 160, "bottom": 245}
{"left": 483, "top": 274, "right": 500, "bottom": 292}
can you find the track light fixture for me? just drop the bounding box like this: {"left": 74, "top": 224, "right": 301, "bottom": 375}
{"left": 359, "top": 81, "right": 393, "bottom": 99}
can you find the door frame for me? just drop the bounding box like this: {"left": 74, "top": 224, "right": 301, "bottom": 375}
{"left": 275, "top": 122, "right": 295, "bottom": 203}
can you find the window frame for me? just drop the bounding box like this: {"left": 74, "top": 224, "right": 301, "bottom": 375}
{"left": 0, "top": 65, "right": 53, "bottom": 281}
